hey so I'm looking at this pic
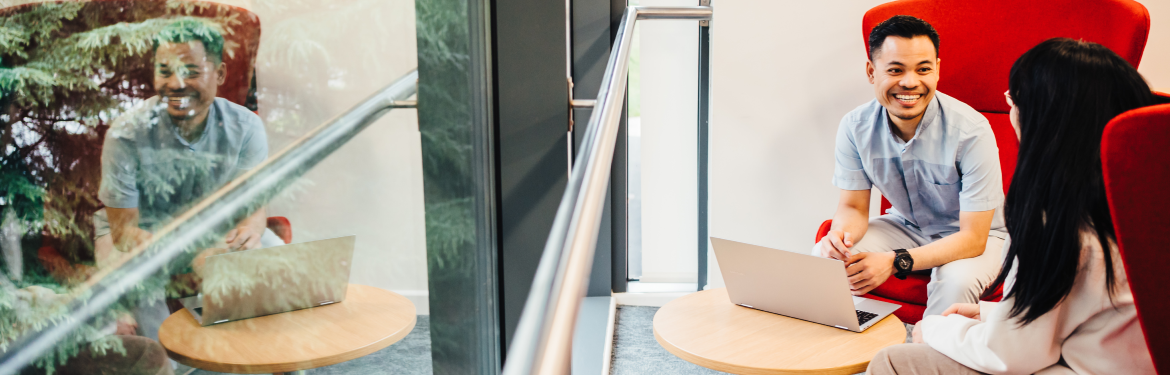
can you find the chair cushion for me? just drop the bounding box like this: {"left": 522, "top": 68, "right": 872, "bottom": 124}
{"left": 866, "top": 293, "right": 926, "bottom": 325}
{"left": 871, "top": 274, "right": 931, "bottom": 304}
{"left": 266, "top": 216, "right": 293, "bottom": 245}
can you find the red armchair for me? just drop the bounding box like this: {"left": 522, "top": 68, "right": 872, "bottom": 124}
{"left": 1102, "top": 102, "right": 1170, "bottom": 375}
{"left": 815, "top": 0, "right": 1152, "bottom": 324}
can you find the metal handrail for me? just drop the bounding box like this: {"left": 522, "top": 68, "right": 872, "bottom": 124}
{"left": 501, "top": 6, "right": 711, "bottom": 375}
{"left": 0, "top": 69, "right": 419, "bottom": 373}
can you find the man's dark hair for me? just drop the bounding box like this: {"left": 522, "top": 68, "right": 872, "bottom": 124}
{"left": 152, "top": 19, "right": 225, "bottom": 64}
{"left": 868, "top": 15, "right": 940, "bottom": 61}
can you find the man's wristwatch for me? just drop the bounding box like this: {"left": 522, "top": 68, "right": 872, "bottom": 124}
{"left": 893, "top": 249, "right": 914, "bottom": 280}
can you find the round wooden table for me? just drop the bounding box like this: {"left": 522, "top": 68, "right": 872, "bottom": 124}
{"left": 159, "top": 284, "right": 416, "bottom": 374}
{"left": 654, "top": 288, "right": 905, "bottom": 375}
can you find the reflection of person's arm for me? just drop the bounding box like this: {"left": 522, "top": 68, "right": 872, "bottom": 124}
{"left": 226, "top": 111, "right": 271, "bottom": 251}
{"left": 225, "top": 206, "right": 266, "bottom": 250}
{"left": 106, "top": 207, "right": 150, "bottom": 252}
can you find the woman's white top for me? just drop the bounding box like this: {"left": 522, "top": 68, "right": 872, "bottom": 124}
{"left": 919, "top": 230, "right": 1155, "bottom": 375}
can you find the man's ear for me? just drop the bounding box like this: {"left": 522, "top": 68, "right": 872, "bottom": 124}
{"left": 935, "top": 58, "right": 941, "bottom": 76}
{"left": 866, "top": 59, "right": 875, "bottom": 84}
{"left": 215, "top": 62, "right": 227, "bottom": 86}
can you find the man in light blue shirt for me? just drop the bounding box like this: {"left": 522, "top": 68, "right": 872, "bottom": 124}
{"left": 811, "top": 16, "right": 1006, "bottom": 316}
{"left": 96, "top": 20, "right": 277, "bottom": 255}
{"left": 93, "top": 20, "right": 280, "bottom": 342}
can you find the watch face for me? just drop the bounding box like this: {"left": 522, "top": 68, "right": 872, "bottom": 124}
{"left": 897, "top": 258, "right": 911, "bottom": 270}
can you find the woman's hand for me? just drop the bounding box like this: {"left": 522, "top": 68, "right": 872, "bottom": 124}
{"left": 912, "top": 324, "right": 924, "bottom": 343}
{"left": 942, "top": 303, "right": 981, "bottom": 320}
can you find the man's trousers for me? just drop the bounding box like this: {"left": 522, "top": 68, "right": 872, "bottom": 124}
{"left": 811, "top": 215, "right": 1004, "bottom": 316}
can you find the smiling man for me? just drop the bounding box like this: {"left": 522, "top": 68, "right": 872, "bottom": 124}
{"left": 95, "top": 19, "right": 280, "bottom": 341}
{"left": 810, "top": 15, "right": 1006, "bottom": 317}
{"left": 98, "top": 19, "right": 276, "bottom": 254}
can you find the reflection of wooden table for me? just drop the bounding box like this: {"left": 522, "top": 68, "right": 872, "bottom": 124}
{"left": 159, "top": 284, "right": 416, "bottom": 374}
{"left": 654, "top": 288, "right": 904, "bottom": 375}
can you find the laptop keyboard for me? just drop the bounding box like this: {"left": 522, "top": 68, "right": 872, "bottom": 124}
{"left": 857, "top": 310, "right": 878, "bottom": 325}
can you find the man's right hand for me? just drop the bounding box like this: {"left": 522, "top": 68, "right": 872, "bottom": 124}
{"left": 818, "top": 229, "right": 854, "bottom": 261}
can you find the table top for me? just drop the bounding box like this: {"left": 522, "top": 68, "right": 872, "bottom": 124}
{"left": 653, "top": 288, "right": 905, "bottom": 375}
{"left": 159, "top": 284, "right": 416, "bottom": 374}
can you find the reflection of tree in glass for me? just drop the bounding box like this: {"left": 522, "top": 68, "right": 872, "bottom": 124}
{"left": 201, "top": 240, "right": 349, "bottom": 317}
{"left": 0, "top": 2, "right": 253, "bottom": 372}
{"left": 415, "top": 0, "right": 483, "bottom": 371}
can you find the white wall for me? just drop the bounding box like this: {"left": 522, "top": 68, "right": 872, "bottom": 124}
{"left": 706, "top": 0, "right": 1170, "bottom": 289}
{"left": 1139, "top": 0, "right": 1170, "bottom": 92}
{"left": 244, "top": 1, "right": 428, "bottom": 314}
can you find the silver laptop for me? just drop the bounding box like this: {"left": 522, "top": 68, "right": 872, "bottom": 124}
{"left": 179, "top": 235, "right": 356, "bottom": 326}
{"left": 710, "top": 237, "right": 900, "bottom": 332}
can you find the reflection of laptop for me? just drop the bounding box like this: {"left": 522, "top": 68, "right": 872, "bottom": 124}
{"left": 710, "top": 237, "right": 900, "bottom": 332}
{"left": 179, "top": 235, "right": 356, "bottom": 326}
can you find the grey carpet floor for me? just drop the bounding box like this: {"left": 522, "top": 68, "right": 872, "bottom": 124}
{"left": 178, "top": 316, "right": 432, "bottom": 375}
{"left": 610, "top": 306, "right": 913, "bottom": 375}
{"left": 611, "top": 306, "right": 728, "bottom": 375}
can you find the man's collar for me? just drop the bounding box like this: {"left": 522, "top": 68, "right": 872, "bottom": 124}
{"left": 883, "top": 94, "right": 941, "bottom": 144}
{"left": 160, "top": 98, "right": 220, "bottom": 145}
{"left": 917, "top": 94, "right": 940, "bottom": 135}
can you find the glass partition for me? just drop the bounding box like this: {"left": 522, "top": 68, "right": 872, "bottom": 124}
{"left": 0, "top": 1, "right": 430, "bottom": 374}
{"left": 625, "top": 0, "right": 702, "bottom": 292}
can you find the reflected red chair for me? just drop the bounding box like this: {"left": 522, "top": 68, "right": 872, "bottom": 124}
{"left": 0, "top": 1, "right": 290, "bottom": 284}
{"left": 814, "top": 0, "right": 1152, "bottom": 324}
{"left": 1102, "top": 102, "right": 1170, "bottom": 374}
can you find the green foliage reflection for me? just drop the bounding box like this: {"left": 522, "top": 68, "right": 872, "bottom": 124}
{"left": 0, "top": 2, "right": 249, "bottom": 373}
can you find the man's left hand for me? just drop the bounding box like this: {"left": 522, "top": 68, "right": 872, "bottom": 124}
{"left": 845, "top": 252, "right": 896, "bottom": 296}
{"left": 911, "top": 323, "right": 924, "bottom": 344}
{"left": 225, "top": 217, "right": 265, "bottom": 251}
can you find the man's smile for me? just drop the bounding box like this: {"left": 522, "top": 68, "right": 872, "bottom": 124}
{"left": 892, "top": 92, "right": 925, "bottom": 106}
{"left": 162, "top": 93, "right": 198, "bottom": 109}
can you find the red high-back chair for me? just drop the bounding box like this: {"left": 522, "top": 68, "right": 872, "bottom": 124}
{"left": 0, "top": 1, "right": 291, "bottom": 284}
{"left": 1102, "top": 103, "right": 1170, "bottom": 374}
{"left": 815, "top": 0, "right": 1151, "bottom": 324}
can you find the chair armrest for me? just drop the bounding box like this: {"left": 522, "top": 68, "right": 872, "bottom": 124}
{"left": 815, "top": 220, "right": 833, "bottom": 244}
{"left": 266, "top": 216, "right": 292, "bottom": 244}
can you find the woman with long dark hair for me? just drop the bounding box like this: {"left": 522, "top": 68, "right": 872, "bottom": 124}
{"left": 868, "top": 38, "right": 1160, "bottom": 375}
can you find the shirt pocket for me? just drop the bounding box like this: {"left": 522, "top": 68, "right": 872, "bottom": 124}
{"left": 917, "top": 181, "right": 961, "bottom": 227}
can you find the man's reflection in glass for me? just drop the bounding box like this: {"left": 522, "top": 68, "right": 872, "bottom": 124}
{"left": 93, "top": 20, "right": 278, "bottom": 342}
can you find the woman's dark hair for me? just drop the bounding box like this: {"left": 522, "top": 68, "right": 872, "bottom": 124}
{"left": 868, "top": 15, "right": 940, "bottom": 61}
{"left": 984, "top": 38, "right": 1157, "bottom": 325}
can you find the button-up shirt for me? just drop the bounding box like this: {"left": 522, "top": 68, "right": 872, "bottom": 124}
{"left": 99, "top": 96, "right": 268, "bottom": 230}
{"left": 833, "top": 92, "right": 1006, "bottom": 239}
